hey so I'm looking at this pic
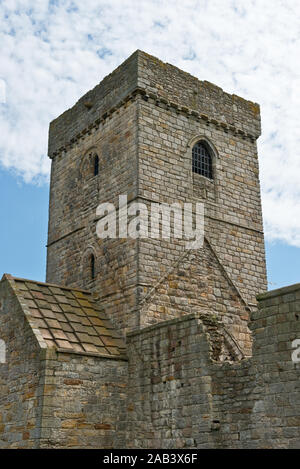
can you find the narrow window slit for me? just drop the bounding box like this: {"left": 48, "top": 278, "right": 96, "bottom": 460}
{"left": 90, "top": 254, "right": 95, "bottom": 279}
{"left": 94, "top": 154, "right": 99, "bottom": 176}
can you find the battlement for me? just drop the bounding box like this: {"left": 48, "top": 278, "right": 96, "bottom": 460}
{"left": 48, "top": 50, "right": 261, "bottom": 158}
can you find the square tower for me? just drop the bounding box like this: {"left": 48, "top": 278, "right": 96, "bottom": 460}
{"left": 46, "top": 51, "right": 267, "bottom": 354}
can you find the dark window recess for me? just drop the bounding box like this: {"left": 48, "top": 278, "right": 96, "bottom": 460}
{"left": 94, "top": 154, "right": 99, "bottom": 176}
{"left": 90, "top": 254, "right": 95, "bottom": 279}
{"left": 192, "top": 142, "right": 213, "bottom": 179}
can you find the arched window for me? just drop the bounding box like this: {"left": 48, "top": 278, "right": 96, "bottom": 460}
{"left": 192, "top": 141, "right": 213, "bottom": 179}
{"left": 90, "top": 254, "right": 95, "bottom": 280}
{"left": 0, "top": 339, "right": 6, "bottom": 364}
{"left": 79, "top": 150, "right": 100, "bottom": 181}
{"left": 94, "top": 154, "right": 99, "bottom": 176}
{"left": 82, "top": 247, "right": 97, "bottom": 283}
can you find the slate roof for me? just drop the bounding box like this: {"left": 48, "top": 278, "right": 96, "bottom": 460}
{"left": 8, "top": 276, "right": 126, "bottom": 359}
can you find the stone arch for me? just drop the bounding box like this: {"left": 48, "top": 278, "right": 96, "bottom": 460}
{"left": 186, "top": 135, "right": 219, "bottom": 200}
{"left": 187, "top": 135, "right": 219, "bottom": 157}
{"left": 188, "top": 136, "right": 218, "bottom": 174}
{"left": 81, "top": 246, "right": 97, "bottom": 283}
{"left": 79, "top": 147, "right": 100, "bottom": 181}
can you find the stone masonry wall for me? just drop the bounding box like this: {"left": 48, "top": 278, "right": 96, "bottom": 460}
{"left": 136, "top": 51, "right": 261, "bottom": 138}
{"left": 48, "top": 50, "right": 261, "bottom": 159}
{"left": 1, "top": 275, "right": 300, "bottom": 448}
{"left": 210, "top": 283, "right": 300, "bottom": 448}
{"left": 126, "top": 314, "right": 222, "bottom": 449}
{"left": 0, "top": 275, "right": 128, "bottom": 449}
{"left": 127, "top": 283, "right": 300, "bottom": 449}
{"left": 136, "top": 92, "right": 266, "bottom": 317}
{"left": 38, "top": 350, "right": 128, "bottom": 449}
{"left": 0, "top": 277, "right": 128, "bottom": 449}
{"left": 138, "top": 239, "right": 252, "bottom": 356}
{"left": 48, "top": 51, "right": 139, "bottom": 157}
{"left": 46, "top": 99, "right": 140, "bottom": 334}
{"left": 0, "top": 278, "right": 45, "bottom": 448}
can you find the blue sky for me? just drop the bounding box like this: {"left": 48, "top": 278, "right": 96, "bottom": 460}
{"left": 0, "top": 0, "right": 300, "bottom": 290}
{"left": 0, "top": 169, "right": 48, "bottom": 281}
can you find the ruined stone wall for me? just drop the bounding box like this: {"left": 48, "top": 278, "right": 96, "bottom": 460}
{"left": 127, "top": 283, "right": 300, "bottom": 449}
{"left": 0, "top": 279, "right": 45, "bottom": 448}
{"left": 209, "top": 283, "right": 300, "bottom": 448}
{"left": 1, "top": 275, "right": 300, "bottom": 449}
{"left": 126, "top": 314, "right": 217, "bottom": 449}
{"left": 38, "top": 350, "right": 128, "bottom": 449}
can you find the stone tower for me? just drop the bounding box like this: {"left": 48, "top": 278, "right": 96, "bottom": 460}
{"left": 46, "top": 50, "right": 267, "bottom": 356}
{"left": 3, "top": 51, "right": 298, "bottom": 450}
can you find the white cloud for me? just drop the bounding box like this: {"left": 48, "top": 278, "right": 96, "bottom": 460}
{"left": 0, "top": 0, "right": 300, "bottom": 244}
{"left": 0, "top": 79, "right": 6, "bottom": 104}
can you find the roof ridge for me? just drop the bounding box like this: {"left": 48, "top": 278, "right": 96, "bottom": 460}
{"left": 11, "top": 276, "right": 92, "bottom": 294}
